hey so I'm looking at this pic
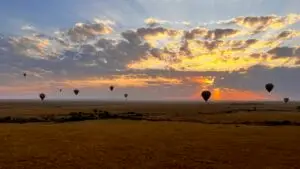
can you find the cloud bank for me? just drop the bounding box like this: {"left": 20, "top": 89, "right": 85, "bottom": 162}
{"left": 1, "top": 14, "right": 300, "bottom": 100}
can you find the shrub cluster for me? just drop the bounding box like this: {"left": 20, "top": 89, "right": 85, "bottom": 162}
{"left": 0, "top": 109, "right": 146, "bottom": 123}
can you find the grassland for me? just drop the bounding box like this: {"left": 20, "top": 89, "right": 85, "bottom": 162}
{"left": 0, "top": 100, "right": 300, "bottom": 168}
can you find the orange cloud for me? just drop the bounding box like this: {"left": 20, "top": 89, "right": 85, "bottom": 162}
{"left": 0, "top": 83, "right": 53, "bottom": 94}
{"left": 0, "top": 74, "right": 281, "bottom": 101}
{"left": 0, "top": 74, "right": 218, "bottom": 92}
{"left": 187, "top": 76, "right": 215, "bottom": 88}
{"left": 136, "top": 27, "right": 183, "bottom": 47}
{"left": 126, "top": 14, "right": 300, "bottom": 73}
{"left": 0, "top": 75, "right": 220, "bottom": 97}
{"left": 10, "top": 35, "right": 65, "bottom": 60}
{"left": 127, "top": 29, "right": 300, "bottom": 72}
{"left": 189, "top": 88, "right": 277, "bottom": 101}
{"left": 60, "top": 74, "right": 183, "bottom": 88}
{"left": 186, "top": 76, "right": 277, "bottom": 101}
{"left": 127, "top": 51, "right": 300, "bottom": 72}
{"left": 211, "top": 88, "right": 270, "bottom": 101}
{"left": 230, "top": 14, "right": 300, "bottom": 33}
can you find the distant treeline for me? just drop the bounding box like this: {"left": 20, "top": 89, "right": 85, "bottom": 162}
{"left": 1, "top": 107, "right": 300, "bottom": 126}
{"left": 0, "top": 110, "right": 144, "bottom": 124}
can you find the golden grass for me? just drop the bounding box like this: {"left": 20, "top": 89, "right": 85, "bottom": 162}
{"left": 0, "top": 101, "right": 300, "bottom": 168}
{"left": 0, "top": 120, "right": 300, "bottom": 169}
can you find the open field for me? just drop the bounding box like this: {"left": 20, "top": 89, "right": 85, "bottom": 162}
{"left": 0, "top": 101, "right": 300, "bottom": 168}
{"left": 1, "top": 121, "right": 300, "bottom": 169}
{"left": 1, "top": 100, "right": 300, "bottom": 124}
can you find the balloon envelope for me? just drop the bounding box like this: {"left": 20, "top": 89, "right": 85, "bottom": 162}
{"left": 265, "top": 83, "right": 274, "bottom": 93}
{"left": 74, "top": 89, "right": 79, "bottom": 95}
{"left": 283, "top": 97, "right": 289, "bottom": 103}
{"left": 109, "top": 86, "right": 114, "bottom": 91}
{"left": 201, "top": 90, "right": 211, "bottom": 102}
{"left": 124, "top": 93, "right": 128, "bottom": 98}
{"left": 39, "top": 93, "right": 46, "bottom": 101}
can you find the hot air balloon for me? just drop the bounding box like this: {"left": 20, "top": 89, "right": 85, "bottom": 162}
{"left": 201, "top": 90, "right": 211, "bottom": 102}
{"left": 39, "top": 93, "right": 46, "bottom": 101}
{"left": 23, "top": 72, "right": 27, "bottom": 78}
{"left": 124, "top": 93, "right": 128, "bottom": 100}
{"left": 283, "top": 97, "right": 289, "bottom": 103}
{"left": 59, "top": 89, "right": 62, "bottom": 92}
{"left": 109, "top": 86, "right": 114, "bottom": 91}
{"left": 265, "top": 83, "right": 274, "bottom": 93}
{"left": 74, "top": 89, "right": 79, "bottom": 95}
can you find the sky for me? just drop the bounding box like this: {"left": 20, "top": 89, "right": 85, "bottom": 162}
{"left": 0, "top": 0, "right": 300, "bottom": 101}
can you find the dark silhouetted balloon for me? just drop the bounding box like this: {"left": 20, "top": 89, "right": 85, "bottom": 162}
{"left": 283, "top": 97, "right": 289, "bottom": 103}
{"left": 124, "top": 93, "right": 128, "bottom": 99}
{"left": 74, "top": 89, "right": 79, "bottom": 95}
{"left": 109, "top": 86, "right": 114, "bottom": 91}
{"left": 265, "top": 83, "right": 274, "bottom": 93}
{"left": 39, "top": 93, "right": 46, "bottom": 101}
{"left": 59, "top": 89, "right": 62, "bottom": 92}
{"left": 201, "top": 90, "right": 211, "bottom": 102}
{"left": 23, "top": 73, "right": 27, "bottom": 77}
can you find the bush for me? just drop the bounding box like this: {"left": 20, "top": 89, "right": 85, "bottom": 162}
{"left": 27, "top": 117, "right": 42, "bottom": 122}
{"left": 41, "top": 114, "right": 55, "bottom": 121}
{"left": 87, "top": 113, "right": 97, "bottom": 119}
{"left": 54, "top": 117, "right": 66, "bottom": 123}
{"left": 67, "top": 112, "right": 99, "bottom": 121}
{"left": 127, "top": 112, "right": 143, "bottom": 117}
{"left": 0, "top": 116, "right": 11, "bottom": 122}
{"left": 12, "top": 117, "right": 27, "bottom": 124}
{"left": 68, "top": 112, "right": 84, "bottom": 121}
{"left": 264, "top": 120, "right": 292, "bottom": 126}
{"left": 98, "top": 111, "right": 111, "bottom": 118}
{"left": 117, "top": 112, "right": 144, "bottom": 120}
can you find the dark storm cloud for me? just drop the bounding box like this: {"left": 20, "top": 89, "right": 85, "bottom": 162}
{"left": 267, "top": 47, "right": 300, "bottom": 57}
{"left": 274, "top": 30, "right": 300, "bottom": 41}
{"left": 245, "top": 39, "right": 258, "bottom": 45}
{"left": 234, "top": 15, "right": 275, "bottom": 31}
{"left": 227, "top": 14, "right": 300, "bottom": 33}
{"left": 100, "top": 40, "right": 150, "bottom": 67}
{"left": 198, "top": 40, "right": 224, "bottom": 51}
{"left": 184, "top": 28, "right": 240, "bottom": 40}
{"left": 184, "top": 28, "right": 208, "bottom": 39}
{"left": 66, "top": 22, "right": 113, "bottom": 42}
{"left": 0, "top": 34, "right": 224, "bottom": 84}
{"left": 205, "top": 28, "right": 240, "bottom": 40}
{"left": 121, "top": 30, "right": 143, "bottom": 45}
{"left": 136, "top": 27, "right": 180, "bottom": 37}
{"left": 0, "top": 33, "right": 152, "bottom": 80}
{"left": 0, "top": 37, "right": 102, "bottom": 79}
{"left": 277, "top": 30, "right": 295, "bottom": 39}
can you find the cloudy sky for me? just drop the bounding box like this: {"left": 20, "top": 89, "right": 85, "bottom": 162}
{"left": 0, "top": 0, "right": 300, "bottom": 101}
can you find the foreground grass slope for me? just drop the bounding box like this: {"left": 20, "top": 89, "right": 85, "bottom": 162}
{"left": 0, "top": 120, "right": 300, "bottom": 169}
{"left": 0, "top": 101, "right": 300, "bottom": 168}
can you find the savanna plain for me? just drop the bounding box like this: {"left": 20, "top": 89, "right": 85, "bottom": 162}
{"left": 0, "top": 101, "right": 300, "bottom": 169}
